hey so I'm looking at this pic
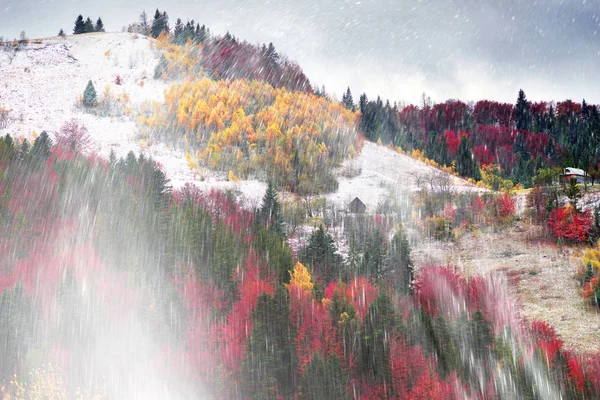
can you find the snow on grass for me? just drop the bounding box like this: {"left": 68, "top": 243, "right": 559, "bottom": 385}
{"left": 326, "top": 141, "right": 480, "bottom": 212}
{"left": 0, "top": 32, "right": 267, "bottom": 203}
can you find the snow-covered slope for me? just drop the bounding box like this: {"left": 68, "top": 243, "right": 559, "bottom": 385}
{"left": 0, "top": 32, "right": 476, "bottom": 209}
{"left": 326, "top": 141, "right": 479, "bottom": 211}
{"left": 0, "top": 32, "right": 267, "bottom": 204}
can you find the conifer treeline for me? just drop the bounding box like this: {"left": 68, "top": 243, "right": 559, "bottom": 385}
{"left": 72, "top": 15, "right": 105, "bottom": 35}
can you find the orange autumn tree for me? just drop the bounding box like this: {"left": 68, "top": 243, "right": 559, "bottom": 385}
{"left": 141, "top": 78, "right": 359, "bottom": 193}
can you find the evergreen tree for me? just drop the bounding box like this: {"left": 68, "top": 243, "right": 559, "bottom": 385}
{"left": 73, "top": 15, "right": 85, "bottom": 34}
{"left": 243, "top": 287, "right": 296, "bottom": 398}
{"left": 360, "top": 291, "right": 396, "bottom": 387}
{"left": 360, "top": 228, "right": 387, "bottom": 280}
{"left": 514, "top": 89, "right": 530, "bottom": 131}
{"left": 342, "top": 87, "right": 355, "bottom": 111}
{"left": 58, "top": 28, "right": 65, "bottom": 37}
{"left": 359, "top": 93, "right": 367, "bottom": 115}
{"left": 438, "top": 133, "right": 450, "bottom": 166}
{"left": 345, "top": 233, "right": 362, "bottom": 280}
{"left": 162, "top": 11, "right": 170, "bottom": 33}
{"left": 259, "top": 182, "right": 286, "bottom": 239}
{"left": 456, "top": 134, "right": 481, "bottom": 180}
{"left": 388, "top": 228, "right": 414, "bottom": 294}
{"left": 84, "top": 17, "right": 95, "bottom": 33}
{"left": 470, "top": 310, "right": 493, "bottom": 359}
{"left": 299, "top": 225, "right": 343, "bottom": 283}
{"left": 266, "top": 42, "right": 279, "bottom": 66}
{"left": 0, "top": 134, "right": 16, "bottom": 162}
{"left": 30, "top": 131, "right": 52, "bottom": 165}
{"left": 196, "top": 24, "right": 207, "bottom": 43}
{"left": 300, "top": 354, "right": 348, "bottom": 399}
{"left": 83, "top": 80, "right": 97, "bottom": 107}
{"left": 151, "top": 9, "right": 165, "bottom": 38}
{"left": 433, "top": 316, "right": 460, "bottom": 378}
{"left": 18, "top": 139, "right": 30, "bottom": 162}
{"left": 94, "top": 17, "right": 105, "bottom": 32}
{"left": 173, "top": 18, "right": 184, "bottom": 44}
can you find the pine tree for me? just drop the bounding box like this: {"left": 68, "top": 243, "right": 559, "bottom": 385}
{"left": 388, "top": 228, "right": 414, "bottom": 294}
{"left": 58, "top": 28, "right": 65, "bottom": 37}
{"left": 0, "top": 134, "right": 16, "bottom": 162}
{"left": 173, "top": 18, "right": 184, "bottom": 44}
{"left": 195, "top": 23, "right": 205, "bottom": 43}
{"left": 94, "top": 17, "right": 105, "bottom": 32}
{"left": 243, "top": 287, "right": 296, "bottom": 398}
{"left": 266, "top": 42, "right": 279, "bottom": 65}
{"left": 83, "top": 80, "right": 97, "bottom": 107}
{"left": 31, "top": 131, "right": 52, "bottom": 165}
{"left": 360, "top": 228, "right": 387, "bottom": 280}
{"left": 84, "top": 17, "right": 95, "bottom": 33}
{"left": 456, "top": 134, "right": 481, "bottom": 180}
{"left": 162, "top": 11, "right": 170, "bottom": 34}
{"left": 360, "top": 291, "right": 396, "bottom": 385}
{"left": 151, "top": 9, "right": 165, "bottom": 38}
{"left": 470, "top": 310, "right": 493, "bottom": 359}
{"left": 259, "top": 182, "right": 286, "bottom": 239}
{"left": 433, "top": 316, "right": 460, "bottom": 378}
{"left": 342, "top": 87, "right": 355, "bottom": 111}
{"left": 18, "top": 139, "right": 30, "bottom": 162}
{"left": 300, "top": 354, "right": 348, "bottom": 400}
{"left": 299, "top": 225, "right": 343, "bottom": 283}
{"left": 73, "top": 15, "right": 85, "bottom": 34}
{"left": 514, "top": 89, "right": 530, "bottom": 131}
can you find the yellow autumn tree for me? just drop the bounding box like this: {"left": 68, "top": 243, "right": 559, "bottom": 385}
{"left": 286, "top": 262, "right": 313, "bottom": 293}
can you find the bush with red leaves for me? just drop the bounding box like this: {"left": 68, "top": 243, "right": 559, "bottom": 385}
{"left": 547, "top": 205, "right": 593, "bottom": 243}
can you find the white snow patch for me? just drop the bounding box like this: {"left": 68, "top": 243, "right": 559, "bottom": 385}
{"left": 326, "top": 141, "right": 481, "bottom": 212}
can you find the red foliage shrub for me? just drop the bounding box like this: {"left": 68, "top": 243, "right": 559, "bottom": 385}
{"left": 415, "top": 265, "right": 466, "bottom": 318}
{"left": 497, "top": 193, "right": 516, "bottom": 218}
{"left": 547, "top": 205, "right": 593, "bottom": 242}
{"left": 582, "top": 276, "right": 598, "bottom": 300}
{"left": 563, "top": 350, "right": 586, "bottom": 394}
{"left": 530, "top": 320, "right": 563, "bottom": 366}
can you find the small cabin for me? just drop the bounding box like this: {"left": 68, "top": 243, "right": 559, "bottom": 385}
{"left": 563, "top": 167, "right": 589, "bottom": 184}
{"left": 348, "top": 197, "right": 366, "bottom": 214}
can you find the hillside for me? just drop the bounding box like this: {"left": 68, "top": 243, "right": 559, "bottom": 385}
{"left": 0, "top": 32, "right": 470, "bottom": 209}
{"left": 2, "top": 30, "right": 600, "bottom": 399}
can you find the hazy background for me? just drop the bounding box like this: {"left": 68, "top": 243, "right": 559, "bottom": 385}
{"left": 1, "top": 0, "right": 599, "bottom": 104}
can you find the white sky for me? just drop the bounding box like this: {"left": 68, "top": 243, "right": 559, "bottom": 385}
{"left": 1, "top": 0, "right": 599, "bottom": 105}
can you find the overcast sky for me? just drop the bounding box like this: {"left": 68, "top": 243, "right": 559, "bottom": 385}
{"left": 1, "top": 0, "right": 599, "bottom": 105}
